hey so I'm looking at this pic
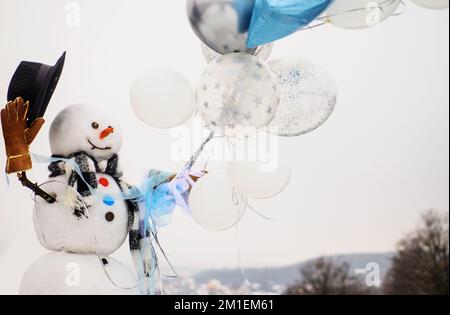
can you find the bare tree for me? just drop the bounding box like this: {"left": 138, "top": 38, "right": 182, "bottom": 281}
{"left": 384, "top": 210, "right": 449, "bottom": 295}
{"left": 284, "top": 257, "right": 373, "bottom": 295}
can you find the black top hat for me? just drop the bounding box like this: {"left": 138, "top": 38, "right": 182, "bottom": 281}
{"left": 7, "top": 52, "right": 66, "bottom": 127}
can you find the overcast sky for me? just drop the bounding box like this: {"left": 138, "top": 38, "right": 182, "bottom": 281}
{"left": 0, "top": 0, "right": 448, "bottom": 294}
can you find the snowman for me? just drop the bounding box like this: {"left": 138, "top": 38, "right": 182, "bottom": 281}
{"left": 3, "top": 54, "right": 201, "bottom": 295}
{"left": 20, "top": 104, "right": 140, "bottom": 295}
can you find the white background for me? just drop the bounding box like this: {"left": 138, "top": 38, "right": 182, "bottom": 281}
{"left": 0, "top": 0, "right": 448, "bottom": 294}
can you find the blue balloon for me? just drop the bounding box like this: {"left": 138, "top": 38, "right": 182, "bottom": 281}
{"left": 247, "top": 0, "right": 332, "bottom": 48}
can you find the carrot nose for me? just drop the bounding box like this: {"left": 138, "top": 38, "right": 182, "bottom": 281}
{"left": 100, "top": 127, "right": 114, "bottom": 139}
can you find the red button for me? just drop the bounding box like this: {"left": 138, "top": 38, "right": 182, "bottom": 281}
{"left": 99, "top": 178, "right": 109, "bottom": 187}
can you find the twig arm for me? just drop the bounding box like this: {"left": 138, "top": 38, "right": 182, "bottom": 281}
{"left": 17, "top": 172, "right": 57, "bottom": 204}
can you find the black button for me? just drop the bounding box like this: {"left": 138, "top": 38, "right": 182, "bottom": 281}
{"left": 105, "top": 212, "right": 115, "bottom": 222}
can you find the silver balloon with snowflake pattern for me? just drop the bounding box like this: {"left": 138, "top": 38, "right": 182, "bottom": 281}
{"left": 196, "top": 53, "right": 280, "bottom": 137}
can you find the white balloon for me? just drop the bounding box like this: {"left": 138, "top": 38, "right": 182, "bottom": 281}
{"left": 411, "top": 0, "right": 449, "bottom": 9}
{"left": 228, "top": 161, "right": 292, "bottom": 200}
{"left": 131, "top": 69, "right": 195, "bottom": 129}
{"left": 196, "top": 53, "right": 280, "bottom": 137}
{"left": 326, "top": 0, "right": 401, "bottom": 29}
{"left": 189, "top": 172, "right": 247, "bottom": 231}
{"left": 201, "top": 43, "right": 274, "bottom": 64}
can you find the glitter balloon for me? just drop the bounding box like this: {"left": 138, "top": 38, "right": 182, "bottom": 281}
{"left": 267, "top": 59, "right": 337, "bottom": 137}
{"left": 196, "top": 53, "right": 280, "bottom": 137}
{"left": 201, "top": 43, "right": 274, "bottom": 64}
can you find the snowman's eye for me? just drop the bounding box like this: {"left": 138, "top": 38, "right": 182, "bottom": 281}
{"left": 92, "top": 122, "right": 99, "bottom": 129}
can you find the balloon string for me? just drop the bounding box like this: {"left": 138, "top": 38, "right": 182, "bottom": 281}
{"left": 234, "top": 224, "right": 273, "bottom": 294}
{"left": 253, "top": 45, "right": 267, "bottom": 56}
{"left": 152, "top": 229, "right": 179, "bottom": 279}
{"left": 183, "top": 129, "right": 233, "bottom": 171}
{"left": 230, "top": 191, "right": 279, "bottom": 293}
{"left": 319, "top": 0, "right": 399, "bottom": 20}
{"left": 303, "top": 20, "right": 329, "bottom": 30}
{"left": 391, "top": 1, "right": 407, "bottom": 16}
{"left": 185, "top": 131, "right": 215, "bottom": 170}
{"left": 245, "top": 201, "right": 276, "bottom": 221}
{"left": 150, "top": 226, "right": 194, "bottom": 294}
{"left": 158, "top": 263, "right": 164, "bottom": 296}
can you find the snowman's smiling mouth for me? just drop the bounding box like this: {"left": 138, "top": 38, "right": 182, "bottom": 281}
{"left": 87, "top": 139, "right": 112, "bottom": 151}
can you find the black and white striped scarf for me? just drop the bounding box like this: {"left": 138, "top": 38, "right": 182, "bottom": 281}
{"left": 49, "top": 151, "right": 122, "bottom": 197}
{"left": 48, "top": 150, "right": 139, "bottom": 227}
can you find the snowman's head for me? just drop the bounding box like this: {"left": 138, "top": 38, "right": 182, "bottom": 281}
{"left": 50, "top": 104, "right": 123, "bottom": 161}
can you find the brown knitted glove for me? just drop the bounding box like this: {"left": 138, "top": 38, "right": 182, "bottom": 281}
{"left": 1, "top": 97, "right": 45, "bottom": 174}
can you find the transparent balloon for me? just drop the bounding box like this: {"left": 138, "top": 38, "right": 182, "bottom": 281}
{"left": 201, "top": 43, "right": 273, "bottom": 64}
{"left": 189, "top": 172, "right": 247, "bottom": 231}
{"left": 196, "top": 53, "right": 280, "bottom": 137}
{"left": 228, "top": 161, "right": 292, "bottom": 199}
{"left": 267, "top": 59, "right": 337, "bottom": 137}
{"left": 326, "top": 0, "right": 401, "bottom": 29}
{"left": 131, "top": 69, "right": 195, "bottom": 129}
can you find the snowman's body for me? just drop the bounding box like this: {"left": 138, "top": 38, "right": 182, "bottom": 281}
{"left": 32, "top": 174, "right": 129, "bottom": 256}
{"left": 20, "top": 105, "right": 139, "bottom": 295}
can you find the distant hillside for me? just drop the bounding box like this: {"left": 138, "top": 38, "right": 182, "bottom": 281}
{"left": 194, "top": 253, "right": 394, "bottom": 291}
